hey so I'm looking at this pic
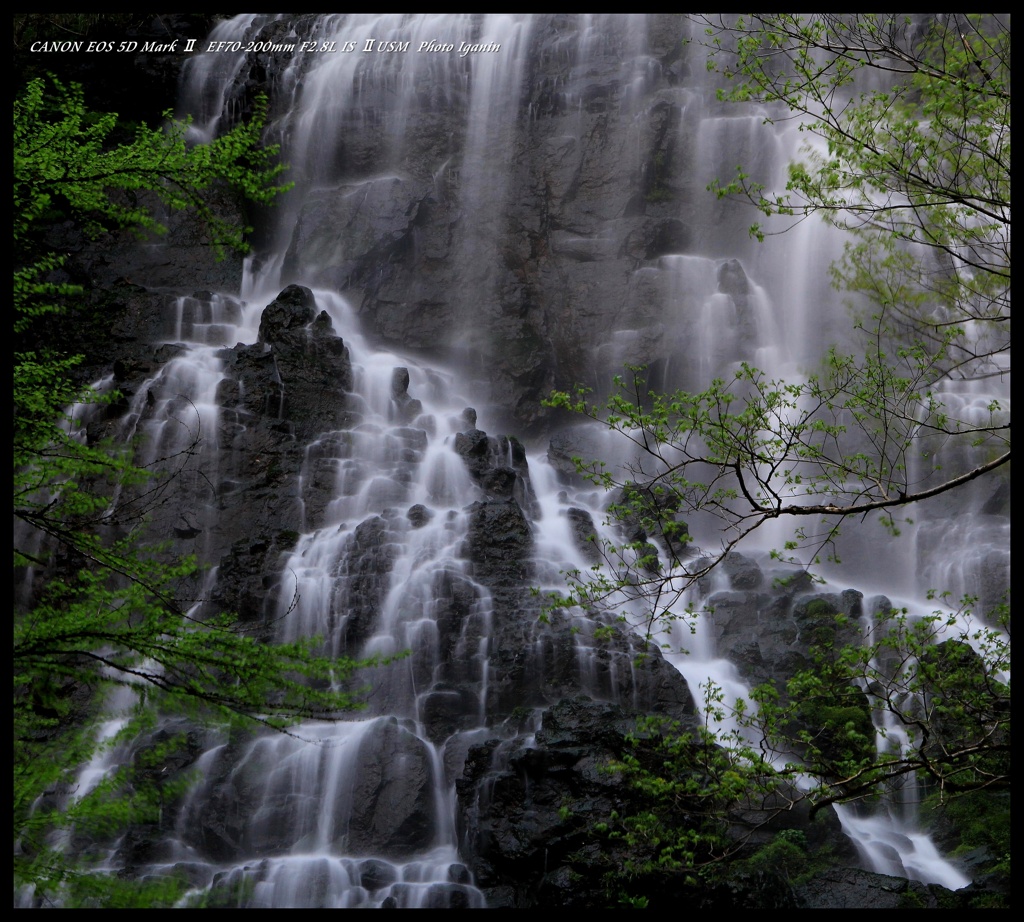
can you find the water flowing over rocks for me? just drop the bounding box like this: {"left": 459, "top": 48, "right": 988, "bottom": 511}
{"left": 22, "top": 12, "right": 1008, "bottom": 909}
{"left": 697, "top": 553, "right": 865, "bottom": 689}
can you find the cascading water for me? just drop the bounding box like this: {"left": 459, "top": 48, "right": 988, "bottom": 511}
{"left": 38, "top": 13, "right": 1007, "bottom": 907}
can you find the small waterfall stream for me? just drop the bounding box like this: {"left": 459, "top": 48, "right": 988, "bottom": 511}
{"left": 114, "top": 283, "right": 502, "bottom": 907}
{"left": 31, "top": 13, "right": 1007, "bottom": 907}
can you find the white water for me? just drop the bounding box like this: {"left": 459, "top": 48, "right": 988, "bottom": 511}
{"left": 31, "top": 13, "right": 1007, "bottom": 906}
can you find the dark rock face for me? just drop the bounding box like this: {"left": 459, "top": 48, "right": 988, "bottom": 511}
{"left": 80, "top": 285, "right": 356, "bottom": 633}
{"left": 565, "top": 507, "right": 602, "bottom": 565}
{"left": 715, "top": 258, "right": 758, "bottom": 353}
{"left": 696, "top": 554, "right": 865, "bottom": 690}
{"left": 451, "top": 422, "right": 695, "bottom": 723}
{"left": 794, "top": 867, "right": 969, "bottom": 910}
{"left": 443, "top": 421, "right": 708, "bottom": 906}
{"left": 250, "top": 284, "right": 354, "bottom": 438}
{"left": 389, "top": 366, "right": 423, "bottom": 424}
{"left": 179, "top": 718, "right": 435, "bottom": 862}
{"left": 610, "top": 481, "right": 693, "bottom": 569}
{"left": 463, "top": 498, "right": 533, "bottom": 587}
{"left": 455, "top": 693, "right": 855, "bottom": 910}
{"left": 202, "top": 287, "right": 354, "bottom": 620}
{"left": 546, "top": 428, "right": 605, "bottom": 484}
{"left": 455, "top": 696, "right": 684, "bottom": 908}
{"left": 345, "top": 719, "right": 437, "bottom": 857}
{"left": 455, "top": 431, "right": 534, "bottom": 505}
{"left": 691, "top": 554, "right": 875, "bottom": 769}
{"left": 334, "top": 515, "right": 399, "bottom": 650}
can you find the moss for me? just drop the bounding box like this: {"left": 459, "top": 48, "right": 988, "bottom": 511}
{"left": 968, "top": 892, "right": 1009, "bottom": 909}
{"left": 731, "top": 828, "right": 839, "bottom": 887}
{"left": 923, "top": 789, "right": 1011, "bottom": 877}
{"left": 897, "top": 889, "right": 927, "bottom": 909}
{"left": 644, "top": 185, "right": 673, "bottom": 204}
{"left": 276, "top": 529, "right": 300, "bottom": 549}
{"left": 644, "top": 151, "right": 673, "bottom": 203}
{"left": 787, "top": 680, "right": 875, "bottom": 769}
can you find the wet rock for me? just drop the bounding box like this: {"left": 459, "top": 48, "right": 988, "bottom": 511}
{"left": 347, "top": 720, "right": 436, "bottom": 857}
{"left": 793, "top": 867, "right": 968, "bottom": 910}
{"left": 480, "top": 467, "right": 517, "bottom": 499}
{"left": 247, "top": 287, "right": 354, "bottom": 438}
{"left": 359, "top": 859, "right": 397, "bottom": 890}
{"left": 336, "top": 515, "right": 399, "bottom": 649}
{"left": 419, "top": 686, "right": 480, "bottom": 744}
{"left": 282, "top": 176, "right": 433, "bottom": 293}
{"left": 257, "top": 284, "right": 317, "bottom": 341}
{"left": 390, "top": 366, "right": 411, "bottom": 399}
{"left": 389, "top": 366, "right": 423, "bottom": 423}
{"left": 457, "top": 696, "right": 699, "bottom": 908}
{"left": 453, "top": 428, "right": 492, "bottom": 479}
{"left": 696, "top": 552, "right": 765, "bottom": 594}
{"left": 454, "top": 425, "right": 538, "bottom": 514}
{"left": 406, "top": 503, "right": 433, "bottom": 528}
{"left": 546, "top": 429, "right": 605, "bottom": 483}
{"left": 980, "top": 480, "right": 1010, "bottom": 516}
{"left": 565, "top": 507, "right": 602, "bottom": 565}
{"left": 700, "top": 564, "right": 865, "bottom": 691}
{"left": 423, "top": 884, "right": 475, "bottom": 908}
{"left": 463, "top": 499, "right": 533, "bottom": 586}
{"left": 183, "top": 717, "right": 434, "bottom": 863}
{"left": 621, "top": 217, "right": 691, "bottom": 260}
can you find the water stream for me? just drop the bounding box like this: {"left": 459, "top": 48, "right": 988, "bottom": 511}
{"left": 35, "top": 13, "right": 1008, "bottom": 907}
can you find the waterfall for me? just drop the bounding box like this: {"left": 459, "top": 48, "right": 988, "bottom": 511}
{"left": 29, "top": 13, "right": 1007, "bottom": 907}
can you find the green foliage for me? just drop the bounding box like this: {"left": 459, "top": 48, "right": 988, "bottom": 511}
{"left": 703, "top": 17, "right": 1009, "bottom": 261}
{"left": 14, "top": 538, "right": 381, "bottom": 905}
{"left": 11, "top": 76, "right": 370, "bottom": 906}
{"left": 728, "top": 828, "right": 839, "bottom": 887}
{"left": 588, "top": 601, "right": 1009, "bottom": 899}
{"left": 14, "top": 76, "right": 291, "bottom": 260}
{"left": 599, "top": 689, "right": 784, "bottom": 881}
{"left": 740, "top": 597, "right": 1009, "bottom": 814}
{"left": 14, "top": 74, "right": 294, "bottom": 534}
{"left": 546, "top": 350, "right": 1008, "bottom": 595}
{"left": 924, "top": 789, "right": 1010, "bottom": 878}
{"left": 736, "top": 829, "right": 807, "bottom": 880}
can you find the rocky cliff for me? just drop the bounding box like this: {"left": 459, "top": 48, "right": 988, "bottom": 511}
{"left": 18, "top": 13, "right": 1006, "bottom": 909}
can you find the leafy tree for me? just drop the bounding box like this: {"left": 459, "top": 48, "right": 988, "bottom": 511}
{"left": 746, "top": 597, "right": 1010, "bottom": 810}
{"left": 13, "top": 14, "right": 157, "bottom": 50}
{"left": 596, "top": 702, "right": 784, "bottom": 876}
{"left": 13, "top": 76, "right": 379, "bottom": 906}
{"left": 544, "top": 12, "right": 1010, "bottom": 883}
